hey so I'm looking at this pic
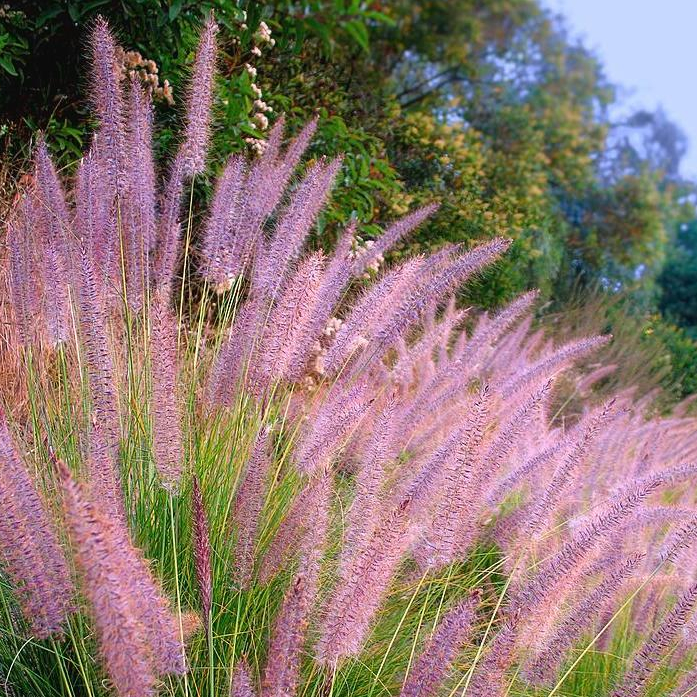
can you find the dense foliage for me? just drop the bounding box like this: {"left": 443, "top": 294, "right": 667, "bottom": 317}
{"left": 3, "top": 20, "right": 697, "bottom": 697}
{"left": 3, "top": 0, "right": 696, "bottom": 399}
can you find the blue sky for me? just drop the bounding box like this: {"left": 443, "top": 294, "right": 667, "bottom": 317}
{"left": 544, "top": 0, "right": 697, "bottom": 178}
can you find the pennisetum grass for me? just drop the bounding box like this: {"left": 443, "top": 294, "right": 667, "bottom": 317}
{"left": 2, "top": 14, "right": 697, "bottom": 697}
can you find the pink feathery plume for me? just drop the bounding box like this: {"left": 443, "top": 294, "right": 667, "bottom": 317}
{"left": 192, "top": 476, "right": 213, "bottom": 631}
{"left": 486, "top": 442, "right": 564, "bottom": 506}
{"left": 457, "top": 290, "right": 539, "bottom": 367}
{"left": 466, "top": 615, "right": 520, "bottom": 697}
{"left": 366, "top": 239, "right": 512, "bottom": 368}
{"left": 322, "top": 257, "right": 428, "bottom": 375}
{"left": 479, "top": 380, "right": 553, "bottom": 491}
{"left": 392, "top": 301, "right": 468, "bottom": 390}
{"left": 199, "top": 154, "right": 246, "bottom": 289}
{"left": 87, "top": 419, "right": 125, "bottom": 523}
{"left": 343, "top": 399, "right": 398, "bottom": 558}
{"left": 315, "top": 496, "right": 416, "bottom": 666}
{"left": 0, "top": 412, "right": 74, "bottom": 638}
{"left": 180, "top": 15, "right": 218, "bottom": 176}
{"left": 232, "top": 426, "right": 272, "bottom": 588}
{"left": 282, "top": 221, "right": 358, "bottom": 378}
{"left": 258, "top": 473, "right": 328, "bottom": 584}
{"left": 576, "top": 363, "right": 618, "bottom": 395}
{"left": 150, "top": 291, "right": 184, "bottom": 491}
{"left": 658, "top": 516, "right": 697, "bottom": 564}
{"left": 54, "top": 452, "right": 186, "bottom": 682}
{"left": 89, "top": 18, "right": 126, "bottom": 289}
{"left": 412, "top": 387, "right": 490, "bottom": 569}
{"left": 231, "top": 659, "right": 257, "bottom": 697}
{"left": 153, "top": 17, "right": 217, "bottom": 297}
{"left": 153, "top": 151, "right": 186, "bottom": 298}
{"left": 253, "top": 157, "right": 342, "bottom": 300}
{"left": 352, "top": 203, "right": 439, "bottom": 277}
{"left": 205, "top": 299, "right": 257, "bottom": 407}
{"left": 225, "top": 118, "right": 320, "bottom": 285}
{"left": 500, "top": 335, "right": 611, "bottom": 399}
{"left": 293, "top": 382, "right": 374, "bottom": 474}
{"left": 524, "top": 400, "right": 617, "bottom": 539}
{"left": 55, "top": 456, "right": 158, "bottom": 696}
{"left": 6, "top": 196, "right": 40, "bottom": 345}
{"left": 262, "top": 470, "right": 331, "bottom": 697}
{"left": 33, "top": 138, "right": 71, "bottom": 344}
{"left": 610, "top": 582, "right": 697, "bottom": 697}
{"left": 122, "top": 76, "right": 157, "bottom": 311}
{"left": 510, "top": 477, "right": 662, "bottom": 619}
{"left": 258, "top": 252, "right": 325, "bottom": 387}
{"left": 399, "top": 591, "right": 480, "bottom": 697}
{"left": 89, "top": 17, "right": 125, "bottom": 189}
{"left": 523, "top": 553, "right": 644, "bottom": 686}
{"left": 76, "top": 243, "right": 121, "bottom": 453}
{"left": 74, "top": 148, "right": 113, "bottom": 294}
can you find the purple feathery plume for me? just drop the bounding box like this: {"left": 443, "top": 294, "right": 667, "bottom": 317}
{"left": 466, "top": 616, "right": 520, "bottom": 697}
{"left": 523, "top": 553, "right": 644, "bottom": 686}
{"left": 150, "top": 291, "right": 184, "bottom": 491}
{"left": 524, "top": 400, "right": 617, "bottom": 538}
{"left": 122, "top": 76, "right": 157, "bottom": 311}
{"left": 6, "top": 196, "right": 40, "bottom": 345}
{"left": 500, "top": 335, "right": 611, "bottom": 399}
{"left": 258, "top": 251, "right": 326, "bottom": 386}
{"left": 510, "top": 477, "right": 662, "bottom": 617}
{"left": 153, "top": 152, "right": 186, "bottom": 298}
{"left": 486, "top": 442, "right": 564, "bottom": 506}
{"left": 76, "top": 243, "right": 121, "bottom": 453}
{"left": 315, "top": 496, "right": 416, "bottom": 666}
{"left": 292, "top": 382, "right": 374, "bottom": 474}
{"left": 0, "top": 411, "right": 75, "bottom": 638}
{"left": 321, "top": 257, "right": 428, "bottom": 375}
{"left": 206, "top": 299, "right": 258, "bottom": 407}
{"left": 343, "top": 399, "right": 398, "bottom": 557}
{"left": 411, "top": 388, "right": 490, "bottom": 568}
{"left": 610, "top": 582, "right": 697, "bottom": 697}
{"left": 199, "top": 154, "right": 246, "bottom": 289}
{"left": 153, "top": 17, "right": 218, "bottom": 297}
{"left": 192, "top": 476, "right": 213, "bottom": 631}
{"left": 221, "top": 118, "right": 320, "bottom": 285}
{"left": 55, "top": 456, "right": 158, "bottom": 697}
{"left": 74, "top": 147, "right": 114, "bottom": 294}
{"left": 33, "top": 138, "right": 71, "bottom": 344}
{"left": 479, "top": 380, "right": 553, "bottom": 490}
{"left": 352, "top": 203, "right": 439, "bottom": 277}
{"left": 399, "top": 591, "right": 480, "bottom": 697}
{"left": 456, "top": 290, "right": 539, "bottom": 369}
{"left": 253, "top": 157, "right": 342, "bottom": 300}
{"left": 258, "top": 473, "right": 329, "bottom": 584}
{"left": 262, "top": 470, "right": 331, "bottom": 697}
{"left": 88, "top": 18, "right": 126, "bottom": 290}
{"left": 87, "top": 419, "right": 125, "bottom": 523}
{"left": 232, "top": 426, "right": 272, "bottom": 588}
{"left": 281, "top": 221, "right": 358, "bottom": 378}
{"left": 180, "top": 15, "right": 218, "bottom": 176}
{"left": 364, "top": 239, "right": 511, "bottom": 369}
{"left": 659, "top": 516, "right": 697, "bottom": 564}
{"left": 89, "top": 17, "right": 125, "bottom": 189}
{"left": 231, "top": 659, "right": 257, "bottom": 697}
{"left": 55, "top": 452, "right": 186, "bottom": 684}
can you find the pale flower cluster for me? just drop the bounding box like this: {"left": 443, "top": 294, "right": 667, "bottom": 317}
{"left": 116, "top": 47, "right": 174, "bottom": 105}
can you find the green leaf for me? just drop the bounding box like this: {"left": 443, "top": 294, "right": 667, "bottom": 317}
{"left": 169, "top": 0, "right": 184, "bottom": 21}
{"left": 0, "top": 55, "right": 18, "bottom": 76}
{"left": 343, "top": 19, "right": 369, "bottom": 52}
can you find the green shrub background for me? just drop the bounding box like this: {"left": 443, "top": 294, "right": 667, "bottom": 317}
{"left": 3, "top": 0, "right": 697, "bottom": 402}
